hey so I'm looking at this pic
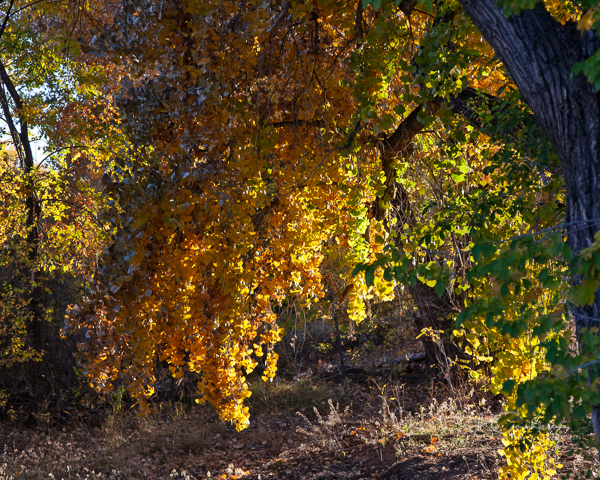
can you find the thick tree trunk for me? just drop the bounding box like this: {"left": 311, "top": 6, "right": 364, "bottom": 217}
{"left": 458, "top": 0, "right": 600, "bottom": 446}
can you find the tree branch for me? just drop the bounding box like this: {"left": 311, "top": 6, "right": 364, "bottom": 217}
{"left": 0, "top": 0, "right": 15, "bottom": 41}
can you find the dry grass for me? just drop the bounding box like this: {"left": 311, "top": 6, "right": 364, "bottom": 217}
{"left": 0, "top": 402, "right": 225, "bottom": 479}
{"left": 0, "top": 373, "right": 597, "bottom": 479}
{"left": 0, "top": 376, "right": 503, "bottom": 480}
{"left": 295, "top": 386, "right": 501, "bottom": 456}
{"left": 247, "top": 377, "right": 344, "bottom": 415}
{"left": 0, "top": 377, "right": 343, "bottom": 479}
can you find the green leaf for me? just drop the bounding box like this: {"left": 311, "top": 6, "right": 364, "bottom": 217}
{"left": 537, "top": 269, "right": 549, "bottom": 283}
{"left": 435, "top": 280, "right": 445, "bottom": 298}
{"left": 365, "top": 264, "right": 377, "bottom": 287}
{"left": 351, "top": 263, "right": 366, "bottom": 277}
{"left": 563, "top": 242, "right": 573, "bottom": 262}
{"left": 502, "top": 379, "right": 516, "bottom": 395}
{"left": 383, "top": 268, "right": 393, "bottom": 282}
{"left": 452, "top": 173, "right": 466, "bottom": 183}
{"left": 471, "top": 243, "right": 482, "bottom": 262}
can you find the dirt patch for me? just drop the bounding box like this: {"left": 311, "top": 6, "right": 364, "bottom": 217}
{"left": 0, "top": 372, "right": 506, "bottom": 480}
{"left": 0, "top": 366, "right": 596, "bottom": 479}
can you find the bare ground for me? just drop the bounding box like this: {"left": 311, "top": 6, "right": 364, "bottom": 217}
{"left": 0, "top": 369, "right": 519, "bottom": 480}
{"left": 0, "top": 340, "right": 596, "bottom": 479}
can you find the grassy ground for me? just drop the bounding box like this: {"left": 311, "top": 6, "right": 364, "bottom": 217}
{"left": 0, "top": 322, "right": 597, "bottom": 479}
{"left": 0, "top": 374, "right": 504, "bottom": 480}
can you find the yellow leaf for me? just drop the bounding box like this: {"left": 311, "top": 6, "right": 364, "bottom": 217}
{"left": 578, "top": 7, "right": 598, "bottom": 31}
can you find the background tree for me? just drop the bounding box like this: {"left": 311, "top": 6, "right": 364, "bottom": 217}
{"left": 0, "top": 0, "right": 122, "bottom": 407}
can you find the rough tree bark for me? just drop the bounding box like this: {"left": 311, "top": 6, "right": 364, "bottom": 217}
{"left": 458, "top": 0, "right": 600, "bottom": 445}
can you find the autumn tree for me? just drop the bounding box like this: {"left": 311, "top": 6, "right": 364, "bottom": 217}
{"left": 66, "top": 1, "right": 600, "bottom": 476}
{"left": 0, "top": 0, "right": 123, "bottom": 401}
{"left": 72, "top": 0, "right": 377, "bottom": 427}
{"left": 71, "top": 0, "right": 531, "bottom": 420}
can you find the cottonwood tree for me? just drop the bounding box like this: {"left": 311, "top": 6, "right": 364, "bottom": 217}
{"left": 69, "top": 1, "right": 600, "bottom": 474}
{"left": 58, "top": 0, "right": 600, "bottom": 478}
{"left": 456, "top": 0, "right": 600, "bottom": 448}
{"left": 71, "top": 0, "right": 541, "bottom": 420}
